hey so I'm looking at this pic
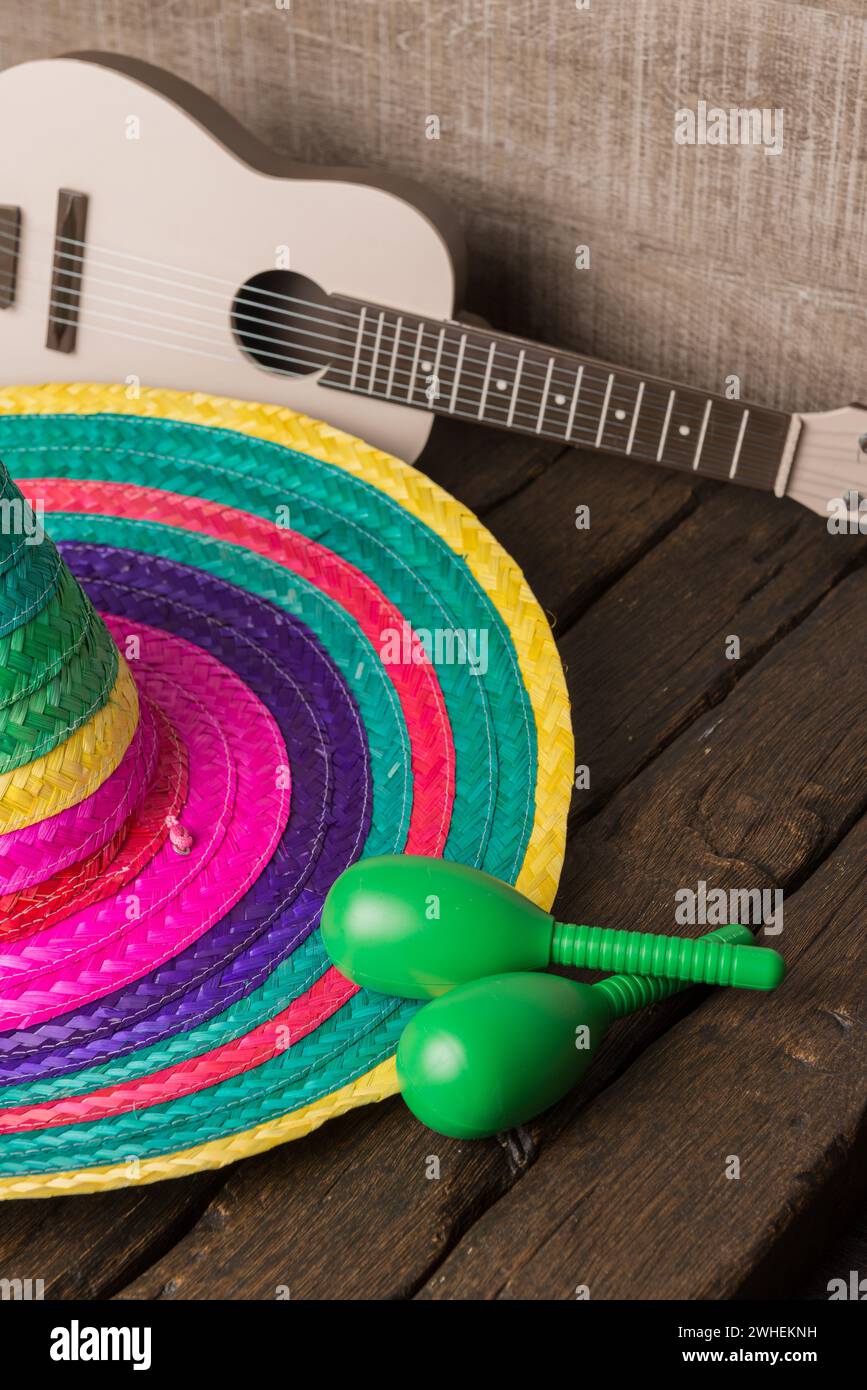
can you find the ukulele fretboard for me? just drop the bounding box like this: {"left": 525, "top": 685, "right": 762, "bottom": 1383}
{"left": 323, "top": 299, "right": 793, "bottom": 492}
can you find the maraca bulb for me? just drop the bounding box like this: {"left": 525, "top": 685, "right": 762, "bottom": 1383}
{"left": 397, "top": 972, "right": 611, "bottom": 1138}
{"left": 322, "top": 855, "right": 786, "bottom": 999}
{"left": 321, "top": 855, "right": 552, "bottom": 997}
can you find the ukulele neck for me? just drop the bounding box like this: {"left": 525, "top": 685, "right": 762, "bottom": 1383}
{"left": 323, "top": 298, "right": 797, "bottom": 493}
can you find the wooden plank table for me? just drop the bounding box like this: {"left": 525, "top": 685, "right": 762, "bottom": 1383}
{"left": 2, "top": 414, "right": 865, "bottom": 1301}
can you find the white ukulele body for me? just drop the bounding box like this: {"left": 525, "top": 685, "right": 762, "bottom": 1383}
{"left": 0, "top": 53, "right": 463, "bottom": 462}
{"left": 0, "top": 52, "right": 863, "bottom": 520}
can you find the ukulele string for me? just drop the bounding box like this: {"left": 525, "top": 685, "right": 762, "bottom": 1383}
{"left": 0, "top": 225, "right": 791, "bottom": 450}
{"left": 0, "top": 226, "right": 790, "bottom": 441}
{"left": 12, "top": 235, "right": 795, "bottom": 449}
{"left": 3, "top": 288, "right": 848, "bottom": 499}
{"left": 0, "top": 231, "right": 800, "bottom": 476}
{"left": 10, "top": 305, "right": 804, "bottom": 493}
{"left": 25, "top": 236, "right": 815, "bottom": 454}
{"left": 0, "top": 277, "right": 802, "bottom": 487}
{"left": 0, "top": 227, "right": 696, "bottom": 409}
{"left": 25, "top": 303, "right": 584, "bottom": 446}
{"left": 34, "top": 306, "right": 676, "bottom": 457}
{"left": 2, "top": 302, "right": 802, "bottom": 488}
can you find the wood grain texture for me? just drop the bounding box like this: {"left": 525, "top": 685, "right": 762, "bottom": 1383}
{"left": 0, "top": 1172, "right": 222, "bottom": 1299}
{"left": 117, "top": 1094, "right": 509, "bottom": 1300}
{"left": 550, "top": 485, "right": 867, "bottom": 819}
{"left": 0, "top": 0, "right": 863, "bottom": 1301}
{"left": 0, "top": 427, "right": 863, "bottom": 1301}
{"left": 0, "top": 1, "right": 863, "bottom": 413}
{"left": 97, "top": 456, "right": 867, "bottom": 1301}
{"left": 417, "top": 566, "right": 867, "bottom": 1299}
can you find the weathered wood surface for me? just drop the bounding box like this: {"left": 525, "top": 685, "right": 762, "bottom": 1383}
{"left": 418, "top": 569, "right": 867, "bottom": 1299}
{"left": 3, "top": 417, "right": 863, "bottom": 1301}
{"left": 0, "top": 0, "right": 865, "bottom": 1302}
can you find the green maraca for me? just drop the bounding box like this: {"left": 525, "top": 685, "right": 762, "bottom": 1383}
{"left": 321, "top": 855, "right": 785, "bottom": 996}
{"left": 397, "top": 922, "right": 754, "bottom": 1138}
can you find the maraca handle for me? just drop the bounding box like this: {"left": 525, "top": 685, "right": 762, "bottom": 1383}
{"left": 594, "top": 923, "right": 753, "bottom": 1020}
{"left": 552, "top": 921, "right": 784, "bottom": 991}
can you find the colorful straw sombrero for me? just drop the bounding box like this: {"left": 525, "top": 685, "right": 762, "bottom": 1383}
{"left": 0, "top": 384, "right": 572, "bottom": 1197}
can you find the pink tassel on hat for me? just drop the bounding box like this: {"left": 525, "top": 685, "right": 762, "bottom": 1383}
{"left": 165, "top": 814, "right": 193, "bottom": 856}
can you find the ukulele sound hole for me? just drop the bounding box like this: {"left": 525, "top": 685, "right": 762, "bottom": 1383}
{"left": 231, "top": 270, "right": 333, "bottom": 378}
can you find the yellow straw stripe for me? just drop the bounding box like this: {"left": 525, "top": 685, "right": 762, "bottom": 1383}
{"left": 0, "top": 383, "right": 573, "bottom": 1197}
{"left": 0, "top": 655, "right": 139, "bottom": 833}
{"left": 0, "top": 1060, "right": 399, "bottom": 1199}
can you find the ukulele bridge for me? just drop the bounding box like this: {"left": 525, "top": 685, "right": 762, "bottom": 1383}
{"left": 0, "top": 205, "right": 20, "bottom": 309}
{"left": 45, "top": 189, "right": 88, "bottom": 353}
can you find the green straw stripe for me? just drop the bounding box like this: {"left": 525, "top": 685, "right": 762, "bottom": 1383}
{"left": 0, "top": 565, "right": 119, "bottom": 772}
{"left": 0, "top": 537, "right": 64, "bottom": 640}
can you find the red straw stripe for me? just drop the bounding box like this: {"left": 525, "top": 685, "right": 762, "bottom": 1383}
{"left": 0, "top": 967, "right": 358, "bottom": 1133}
{"left": 37, "top": 479, "right": 454, "bottom": 858}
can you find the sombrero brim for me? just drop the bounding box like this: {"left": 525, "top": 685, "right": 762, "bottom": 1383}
{"left": 0, "top": 384, "right": 572, "bottom": 1197}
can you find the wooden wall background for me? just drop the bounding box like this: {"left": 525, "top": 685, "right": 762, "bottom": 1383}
{"left": 0, "top": 0, "right": 863, "bottom": 414}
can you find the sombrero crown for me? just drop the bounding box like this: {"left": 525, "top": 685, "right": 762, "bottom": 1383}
{"left": 0, "top": 464, "right": 152, "bottom": 904}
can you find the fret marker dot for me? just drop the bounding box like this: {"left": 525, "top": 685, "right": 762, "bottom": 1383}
{"left": 496, "top": 379, "right": 508, "bottom": 391}
{"left": 420, "top": 361, "right": 433, "bottom": 373}
{"left": 614, "top": 409, "right": 626, "bottom": 421}
{"left": 678, "top": 425, "right": 691, "bottom": 436}
{"left": 554, "top": 393, "right": 566, "bottom": 406}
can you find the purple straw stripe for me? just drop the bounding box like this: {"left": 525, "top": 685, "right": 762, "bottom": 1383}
{"left": 0, "top": 544, "right": 370, "bottom": 1083}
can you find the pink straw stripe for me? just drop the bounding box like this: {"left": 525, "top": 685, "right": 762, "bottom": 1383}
{"left": 35, "top": 478, "right": 454, "bottom": 859}
{"left": 0, "top": 966, "right": 356, "bottom": 1132}
{"left": 0, "top": 618, "right": 291, "bottom": 1028}
{"left": 0, "top": 696, "right": 157, "bottom": 895}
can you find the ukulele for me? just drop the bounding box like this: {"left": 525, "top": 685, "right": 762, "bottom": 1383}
{"left": 0, "top": 52, "right": 863, "bottom": 523}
